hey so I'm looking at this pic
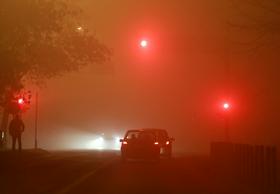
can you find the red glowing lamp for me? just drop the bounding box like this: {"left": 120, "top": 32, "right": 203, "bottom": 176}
{"left": 140, "top": 39, "right": 148, "bottom": 48}
{"left": 223, "top": 102, "right": 230, "bottom": 110}
{"left": 18, "top": 98, "right": 24, "bottom": 105}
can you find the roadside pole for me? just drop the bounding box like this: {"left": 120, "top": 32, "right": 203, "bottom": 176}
{"left": 225, "top": 114, "right": 230, "bottom": 142}
{"left": 35, "top": 91, "right": 38, "bottom": 149}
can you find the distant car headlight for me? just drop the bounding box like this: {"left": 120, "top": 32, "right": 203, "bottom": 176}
{"left": 115, "top": 136, "right": 120, "bottom": 143}
{"left": 86, "top": 137, "right": 104, "bottom": 150}
{"left": 86, "top": 135, "right": 121, "bottom": 150}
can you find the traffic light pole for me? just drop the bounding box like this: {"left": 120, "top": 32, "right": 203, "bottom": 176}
{"left": 34, "top": 92, "right": 38, "bottom": 149}
{"left": 224, "top": 114, "right": 230, "bottom": 142}
{"left": 224, "top": 3, "right": 231, "bottom": 143}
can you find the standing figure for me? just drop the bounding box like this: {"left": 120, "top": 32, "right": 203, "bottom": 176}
{"left": 9, "top": 114, "right": 25, "bottom": 151}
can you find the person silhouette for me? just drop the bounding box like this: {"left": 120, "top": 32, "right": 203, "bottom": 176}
{"left": 9, "top": 114, "right": 25, "bottom": 151}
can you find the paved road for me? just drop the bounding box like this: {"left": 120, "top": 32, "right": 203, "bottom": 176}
{"left": 0, "top": 150, "right": 274, "bottom": 194}
{"left": 0, "top": 150, "right": 117, "bottom": 194}
{"left": 66, "top": 155, "right": 215, "bottom": 194}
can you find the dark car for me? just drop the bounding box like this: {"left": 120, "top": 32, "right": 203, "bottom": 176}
{"left": 120, "top": 129, "right": 174, "bottom": 162}
{"left": 143, "top": 128, "right": 174, "bottom": 158}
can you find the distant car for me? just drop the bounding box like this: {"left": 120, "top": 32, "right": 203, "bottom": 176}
{"left": 143, "top": 128, "right": 174, "bottom": 158}
{"left": 120, "top": 128, "right": 174, "bottom": 162}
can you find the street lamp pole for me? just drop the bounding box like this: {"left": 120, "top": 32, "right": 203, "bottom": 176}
{"left": 224, "top": 114, "right": 230, "bottom": 142}
{"left": 222, "top": 1, "right": 231, "bottom": 143}
{"left": 222, "top": 102, "right": 231, "bottom": 142}
{"left": 34, "top": 91, "right": 38, "bottom": 149}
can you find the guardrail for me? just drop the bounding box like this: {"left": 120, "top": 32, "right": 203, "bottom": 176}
{"left": 210, "top": 142, "right": 278, "bottom": 193}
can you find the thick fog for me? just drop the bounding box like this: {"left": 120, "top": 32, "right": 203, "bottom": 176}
{"left": 18, "top": 0, "right": 280, "bottom": 153}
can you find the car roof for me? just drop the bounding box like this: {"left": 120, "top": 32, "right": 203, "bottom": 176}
{"left": 126, "top": 128, "right": 167, "bottom": 132}
{"left": 142, "top": 128, "right": 167, "bottom": 132}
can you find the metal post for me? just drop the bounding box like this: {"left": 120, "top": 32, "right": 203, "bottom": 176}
{"left": 35, "top": 91, "right": 38, "bottom": 149}
{"left": 224, "top": 114, "right": 230, "bottom": 142}
{"left": 224, "top": 0, "right": 231, "bottom": 144}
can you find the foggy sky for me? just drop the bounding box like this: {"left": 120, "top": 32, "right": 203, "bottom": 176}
{"left": 21, "top": 0, "right": 280, "bottom": 152}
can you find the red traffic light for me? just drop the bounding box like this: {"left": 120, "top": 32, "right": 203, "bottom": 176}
{"left": 140, "top": 39, "right": 148, "bottom": 48}
{"left": 18, "top": 98, "right": 24, "bottom": 105}
{"left": 223, "top": 102, "right": 230, "bottom": 110}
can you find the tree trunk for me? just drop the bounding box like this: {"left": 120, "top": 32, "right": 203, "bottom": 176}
{"left": 0, "top": 108, "right": 10, "bottom": 149}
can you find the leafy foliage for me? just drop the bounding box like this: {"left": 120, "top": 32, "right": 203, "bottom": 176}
{"left": 0, "top": 0, "right": 111, "bottom": 96}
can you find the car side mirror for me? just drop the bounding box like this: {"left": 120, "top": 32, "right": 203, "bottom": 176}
{"left": 119, "top": 139, "right": 124, "bottom": 143}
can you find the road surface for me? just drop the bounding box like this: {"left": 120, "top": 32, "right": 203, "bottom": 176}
{"left": 0, "top": 150, "right": 277, "bottom": 194}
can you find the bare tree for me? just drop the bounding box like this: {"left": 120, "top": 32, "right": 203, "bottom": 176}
{"left": 0, "top": 0, "right": 111, "bottom": 107}
{"left": 229, "top": 0, "right": 280, "bottom": 51}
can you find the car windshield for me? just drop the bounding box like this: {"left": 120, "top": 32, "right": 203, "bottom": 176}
{"left": 125, "top": 131, "right": 140, "bottom": 140}
{"left": 156, "top": 130, "right": 169, "bottom": 141}
{"left": 138, "top": 131, "right": 155, "bottom": 142}
{"left": 125, "top": 131, "right": 155, "bottom": 141}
